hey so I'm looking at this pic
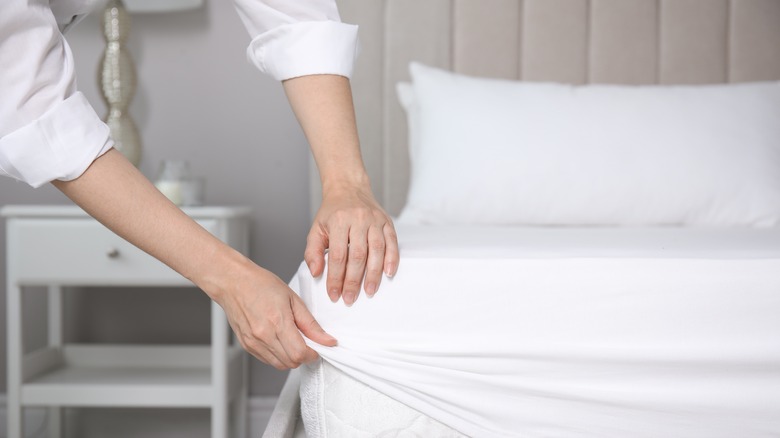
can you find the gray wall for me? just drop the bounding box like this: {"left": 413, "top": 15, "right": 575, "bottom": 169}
{"left": 0, "top": 0, "right": 314, "bottom": 395}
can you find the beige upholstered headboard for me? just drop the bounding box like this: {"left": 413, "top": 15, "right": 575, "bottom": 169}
{"left": 311, "top": 0, "right": 780, "bottom": 217}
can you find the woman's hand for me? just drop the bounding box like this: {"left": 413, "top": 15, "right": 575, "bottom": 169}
{"left": 209, "top": 258, "right": 337, "bottom": 369}
{"left": 55, "top": 150, "right": 336, "bottom": 370}
{"left": 305, "top": 183, "right": 399, "bottom": 306}
{"left": 281, "top": 75, "right": 401, "bottom": 305}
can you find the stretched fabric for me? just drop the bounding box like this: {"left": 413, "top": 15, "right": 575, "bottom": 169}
{"left": 291, "top": 225, "right": 780, "bottom": 437}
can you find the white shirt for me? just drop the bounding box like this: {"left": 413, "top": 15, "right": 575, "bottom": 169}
{"left": 0, "top": 0, "right": 358, "bottom": 188}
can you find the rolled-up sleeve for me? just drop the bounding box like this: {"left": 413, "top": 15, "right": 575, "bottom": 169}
{"left": 233, "top": 0, "right": 359, "bottom": 81}
{"left": 0, "top": 1, "right": 113, "bottom": 188}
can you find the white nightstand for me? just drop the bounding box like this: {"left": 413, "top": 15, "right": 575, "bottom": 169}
{"left": 2, "top": 205, "right": 251, "bottom": 438}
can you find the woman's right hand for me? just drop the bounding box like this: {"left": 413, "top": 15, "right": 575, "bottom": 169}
{"left": 55, "top": 150, "right": 333, "bottom": 370}
{"left": 208, "top": 256, "right": 338, "bottom": 370}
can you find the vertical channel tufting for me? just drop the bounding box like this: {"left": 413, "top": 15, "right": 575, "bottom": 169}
{"left": 518, "top": 0, "right": 524, "bottom": 80}
{"left": 522, "top": 0, "right": 589, "bottom": 84}
{"left": 659, "top": 0, "right": 729, "bottom": 84}
{"left": 589, "top": 0, "right": 659, "bottom": 84}
{"left": 656, "top": 0, "right": 661, "bottom": 83}
{"left": 450, "top": 0, "right": 455, "bottom": 78}
{"left": 727, "top": 0, "right": 733, "bottom": 82}
{"left": 453, "top": 0, "right": 521, "bottom": 79}
{"left": 327, "top": 1, "right": 780, "bottom": 213}
{"left": 383, "top": 0, "right": 452, "bottom": 214}
{"left": 729, "top": 0, "right": 780, "bottom": 82}
{"left": 585, "top": 0, "right": 592, "bottom": 82}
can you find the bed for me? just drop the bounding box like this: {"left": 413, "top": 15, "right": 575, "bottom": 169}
{"left": 264, "top": 1, "right": 780, "bottom": 437}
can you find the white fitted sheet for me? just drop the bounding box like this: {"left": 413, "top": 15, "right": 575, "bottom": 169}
{"left": 290, "top": 226, "right": 780, "bottom": 437}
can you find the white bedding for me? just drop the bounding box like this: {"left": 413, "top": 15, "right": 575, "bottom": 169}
{"left": 290, "top": 225, "right": 780, "bottom": 437}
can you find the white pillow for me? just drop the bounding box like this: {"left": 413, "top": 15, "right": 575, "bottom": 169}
{"left": 397, "top": 62, "right": 780, "bottom": 227}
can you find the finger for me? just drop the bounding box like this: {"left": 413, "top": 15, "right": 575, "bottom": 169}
{"left": 244, "top": 341, "right": 291, "bottom": 371}
{"left": 247, "top": 320, "right": 297, "bottom": 369}
{"left": 383, "top": 222, "right": 400, "bottom": 277}
{"left": 363, "top": 225, "right": 386, "bottom": 297}
{"left": 291, "top": 294, "right": 337, "bottom": 347}
{"left": 265, "top": 336, "right": 297, "bottom": 369}
{"left": 278, "top": 326, "right": 319, "bottom": 367}
{"left": 342, "top": 226, "right": 369, "bottom": 306}
{"left": 304, "top": 226, "right": 327, "bottom": 278}
{"left": 268, "top": 336, "right": 305, "bottom": 368}
{"left": 326, "top": 225, "right": 349, "bottom": 303}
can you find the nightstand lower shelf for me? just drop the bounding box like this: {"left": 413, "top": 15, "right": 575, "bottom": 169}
{"left": 23, "top": 345, "right": 245, "bottom": 407}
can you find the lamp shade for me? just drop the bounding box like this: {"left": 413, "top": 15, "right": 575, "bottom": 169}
{"left": 123, "top": 0, "right": 203, "bottom": 13}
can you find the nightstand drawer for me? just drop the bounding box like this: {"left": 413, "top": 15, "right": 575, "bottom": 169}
{"left": 9, "top": 218, "right": 219, "bottom": 285}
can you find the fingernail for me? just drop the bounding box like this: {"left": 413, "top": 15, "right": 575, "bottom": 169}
{"left": 365, "top": 283, "right": 376, "bottom": 297}
{"left": 385, "top": 264, "right": 396, "bottom": 277}
{"left": 328, "top": 290, "right": 339, "bottom": 303}
{"left": 344, "top": 293, "right": 356, "bottom": 306}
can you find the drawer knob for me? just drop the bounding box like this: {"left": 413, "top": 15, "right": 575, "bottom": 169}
{"left": 106, "top": 248, "right": 120, "bottom": 259}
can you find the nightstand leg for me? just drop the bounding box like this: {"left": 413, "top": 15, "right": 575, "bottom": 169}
{"left": 232, "top": 350, "right": 249, "bottom": 438}
{"left": 47, "top": 409, "right": 62, "bottom": 438}
{"left": 211, "top": 301, "right": 228, "bottom": 438}
{"left": 7, "top": 282, "right": 23, "bottom": 438}
{"left": 47, "top": 285, "right": 63, "bottom": 347}
{"left": 229, "top": 330, "right": 248, "bottom": 438}
{"left": 46, "top": 285, "right": 63, "bottom": 438}
{"left": 240, "top": 352, "right": 249, "bottom": 438}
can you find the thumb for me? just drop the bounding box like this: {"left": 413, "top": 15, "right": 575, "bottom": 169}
{"left": 292, "top": 295, "right": 337, "bottom": 347}
{"left": 305, "top": 227, "right": 327, "bottom": 278}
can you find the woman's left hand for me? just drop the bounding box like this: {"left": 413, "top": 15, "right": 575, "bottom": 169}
{"left": 304, "top": 183, "right": 399, "bottom": 306}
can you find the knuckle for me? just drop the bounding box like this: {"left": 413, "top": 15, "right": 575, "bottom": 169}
{"left": 237, "top": 338, "right": 251, "bottom": 352}
{"left": 384, "top": 227, "right": 398, "bottom": 241}
{"left": 341, "top": 207, "right": 373, "bottom": 223}
{"left": 250, "top": 324, "right": 271, "bottom": 341}
{"left": 267, "top": 312, "right": 284, "bottom": 328}
{"left": 357, "top": 208, "right": 372, "bottom": 221}
{"left": 241, "top": 330, "right": 258, "bottom": 343}
{"left": 290, "top": 350, "right": 307, "bottom": 364}
{"left": 329, "top": 250, "right": 347, "bottom": 264}
{"left": 332, "top": 210, "right": 351, "bottom": 224}
{"left": 371, "top": 210, "right": 387, "bottom": 222}
{"left": 369, "top": 239, "right": 386, "bottom": 252}
{"left": 349, "top": 246, "right": 368, "bottom": 262}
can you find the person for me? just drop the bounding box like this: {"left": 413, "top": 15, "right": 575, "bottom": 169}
{"left": 0, "top": 0, "right": 399, "bottom": 371}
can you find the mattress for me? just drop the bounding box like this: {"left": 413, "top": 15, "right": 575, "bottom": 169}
{"left": 289, "top": 225, "right": 780, "bottom": 437}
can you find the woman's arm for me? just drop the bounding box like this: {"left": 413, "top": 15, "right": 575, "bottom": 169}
{"left": 231, "top": 0, "right": 400, "bottom": 306}
{"left": 283, "top": 74, "right": 399, "bottom": 307}
{"left": 53, "top": 149, "right": 337, "bottom": 369}
{"left": 1, "top": 2, "right": 335, "bottom": 369}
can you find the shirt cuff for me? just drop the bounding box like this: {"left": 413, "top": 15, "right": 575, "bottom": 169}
{"left": 247, "top": 20, "right": 359, "bottom": 81}
{"left": 0, "top": 92, "right": 114, "bottom": 188}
